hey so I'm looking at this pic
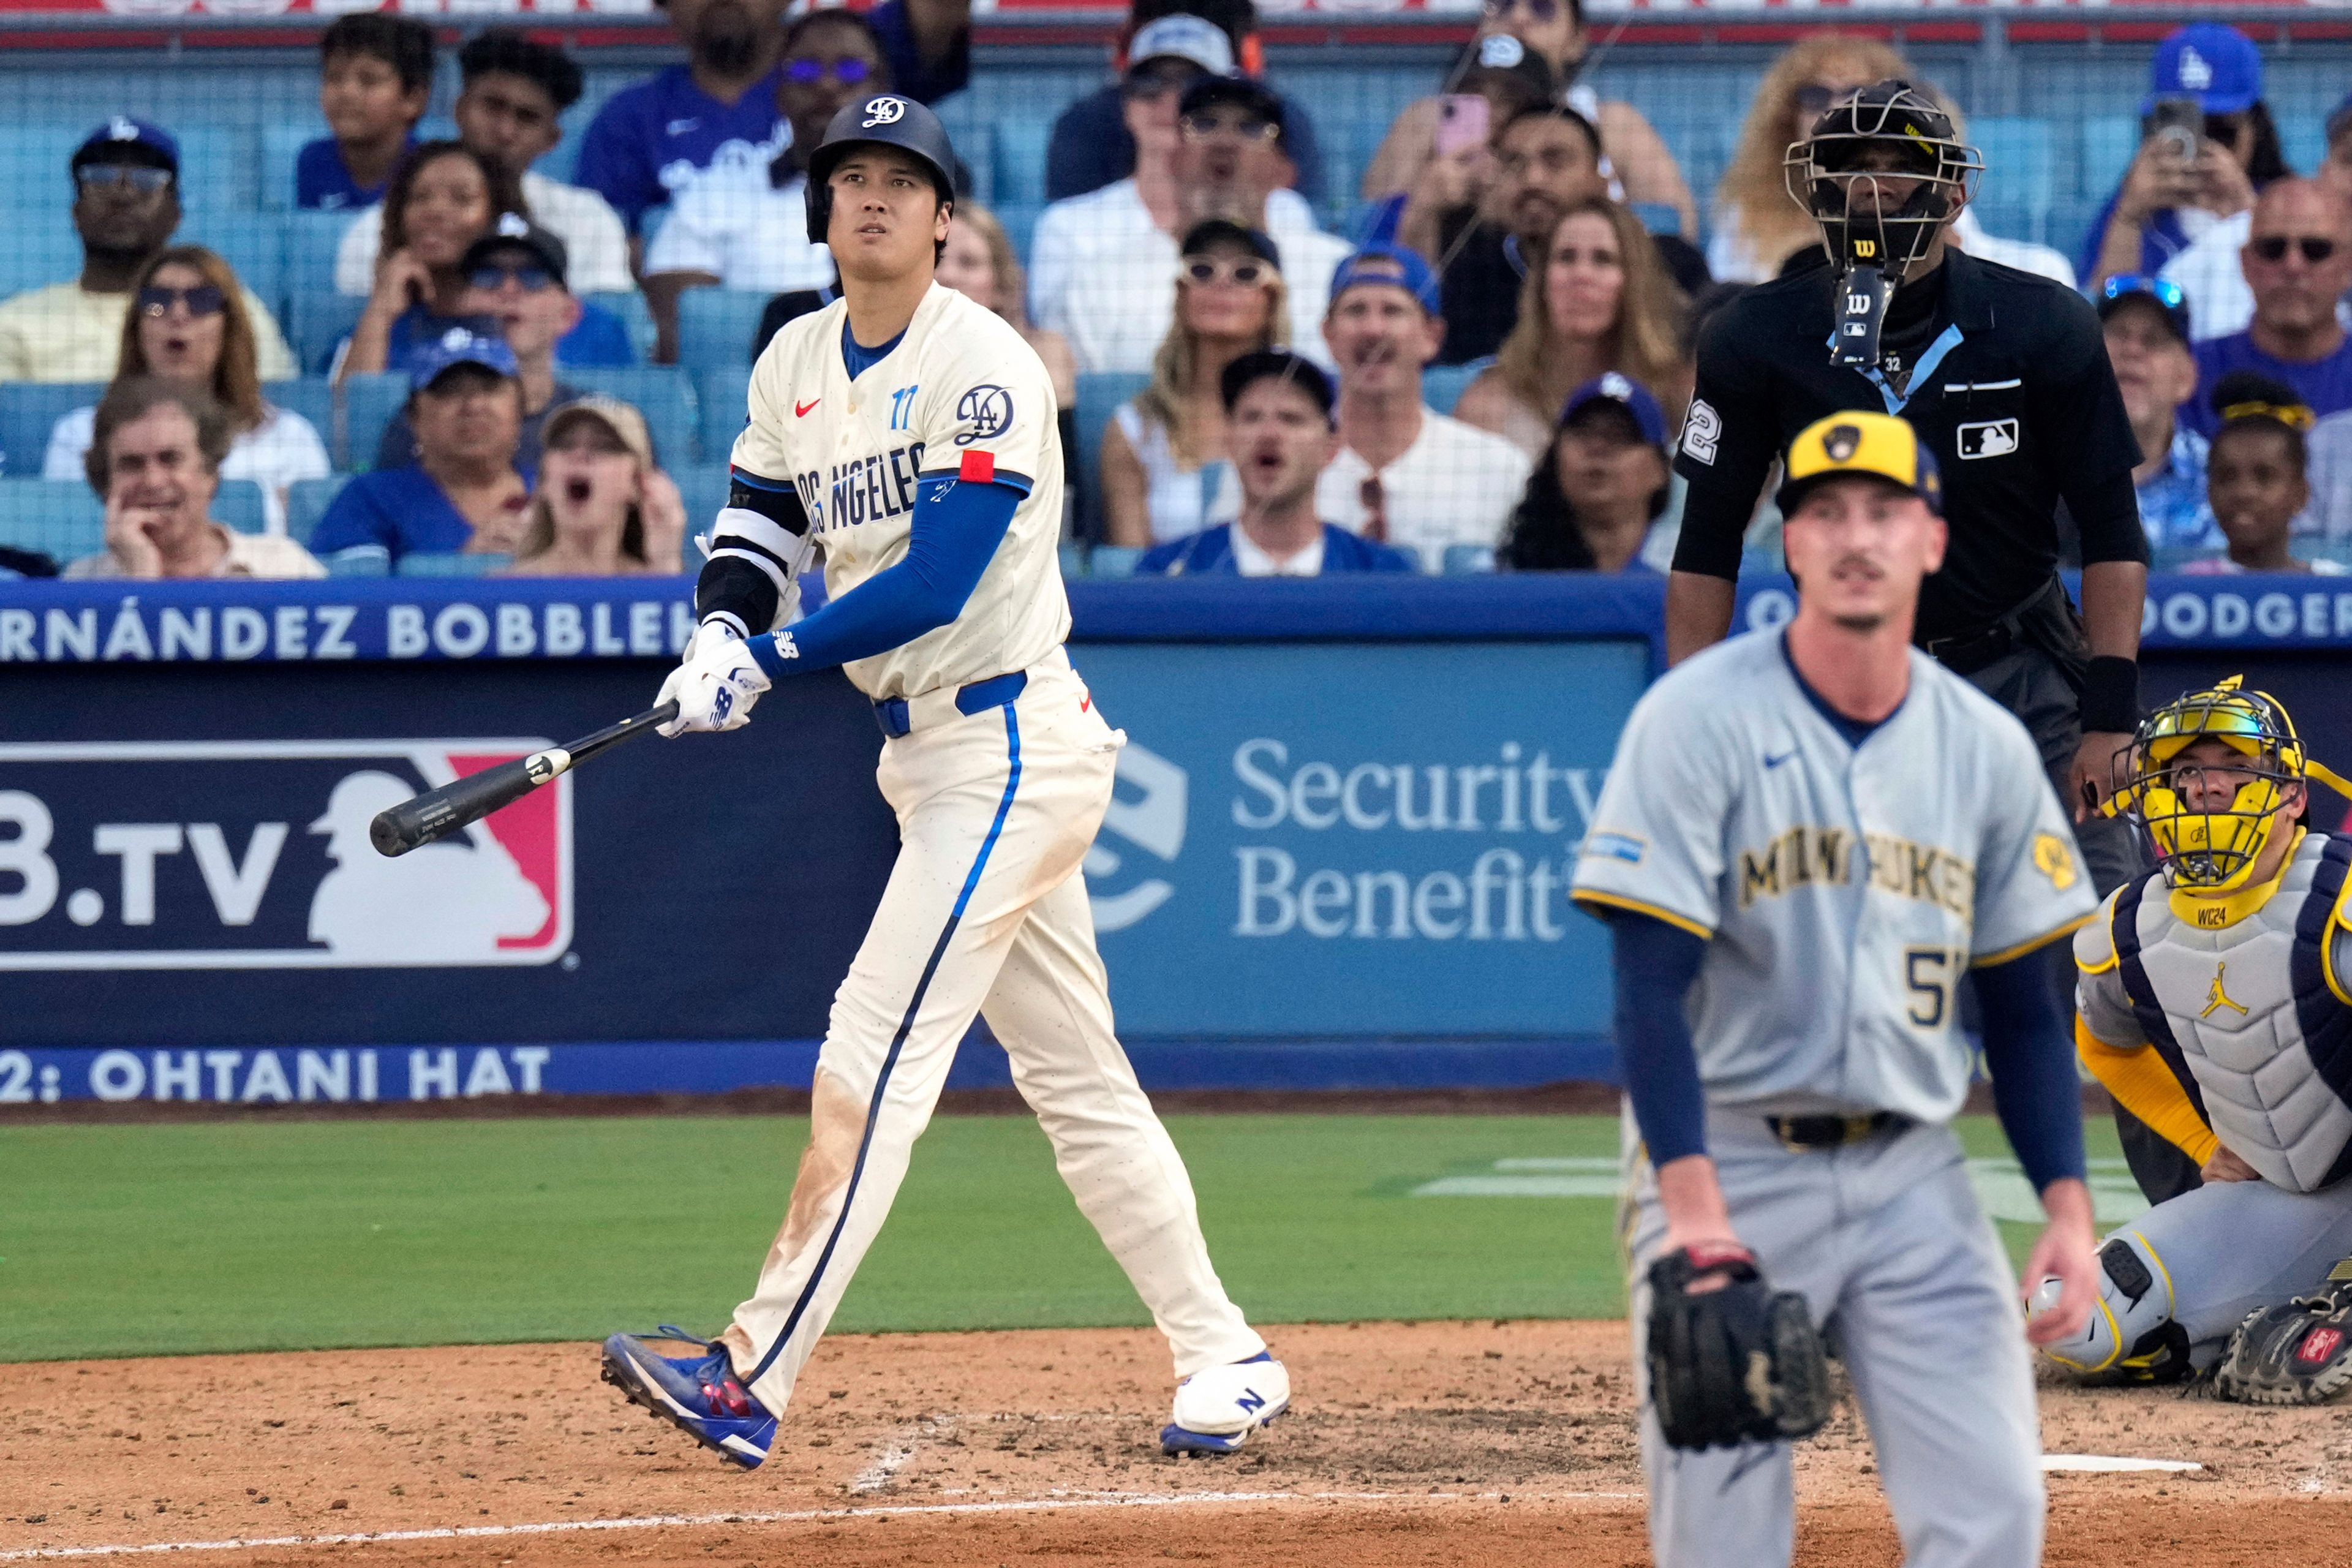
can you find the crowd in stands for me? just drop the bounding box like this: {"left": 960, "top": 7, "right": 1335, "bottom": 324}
{"left": 5, "top": 6, "right": 2352, "bottom": 582}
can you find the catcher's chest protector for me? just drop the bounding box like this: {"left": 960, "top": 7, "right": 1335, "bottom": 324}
{"left": 2117, "top": 832, "right": 2352, "bottom": 1193}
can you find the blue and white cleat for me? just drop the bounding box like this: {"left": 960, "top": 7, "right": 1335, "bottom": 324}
{"left": 600, "top": 1325, "right": 777, "bottom": 1470}
{"left": 1160, "top": 1351, "right": 1291, "bottom": 1456}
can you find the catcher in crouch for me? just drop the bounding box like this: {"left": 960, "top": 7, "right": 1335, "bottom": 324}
{"left": 2041, "top": 679, "right": 2352, "bottom": 1402}
{"left": 1569, "top": 410, "right": 2100, "bottom": 1568}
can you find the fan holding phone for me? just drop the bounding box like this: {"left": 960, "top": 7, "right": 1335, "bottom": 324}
{"left": 2082, "top": 24, "right": 2288, "bottom": 292}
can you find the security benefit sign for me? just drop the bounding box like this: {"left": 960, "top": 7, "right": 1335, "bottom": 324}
{"left": 0, "top": 740, "right": 570, "bottom": 970}
{"left": 1076, "top": 641, "right": 1648, "bottom": 1036}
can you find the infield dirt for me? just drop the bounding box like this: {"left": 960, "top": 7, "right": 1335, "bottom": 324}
{"left": 7, "top": 1319, "right": 2351, "bottom": 1567}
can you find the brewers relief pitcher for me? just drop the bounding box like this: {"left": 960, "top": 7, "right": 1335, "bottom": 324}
{"left": 597, "top": 93, "right": 1286, "bottom": 1469}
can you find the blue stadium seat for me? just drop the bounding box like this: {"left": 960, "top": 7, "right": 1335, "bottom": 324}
{"left": 1970, "top": 118, "right": 2054, "bottom": 247}
{"left": 1058, "top": 541, "right": 1087, "bottom": 580}
{"left": 671, "top": 463, "right": 729, "bottom": 562}
{"left": 993, "top": 118, "right": 1049, "bottom": 210}
{"left": 2077, "top": 117, "right": 2139, "bottom": 209}
{"left": 1088, "top": 545, "right": 1144, "bottom": 579}
{"left": 293, "top": 294, "right": 366, "bottom": 379}
{"left": 995, "top": 201, "right": 1044, "bottom": 270}
{"left": 0, "top": 478, "right": 102, "bottom": 565}
{"left": 328, "top": 552, "right": 389, "bottom": 577}
{"left": 399, "top": 552, "right": 513, "bottom": 577}
{"left": 565, "top": 366, "right": 699, "bottom": 466}
{"left": 1073, "top": 371, "right": 1147, "bottom": 533}
{"left": 342, "top": 374, "right": 407, "bottom": 473}
{"left": 213, "top": 479, "right": 267, "bottom": 533}
{"left": 0, "top": 228, "right": 83, "bottom": 302}
{"left": 181, "top": 214, "right": 285, "bottom": 319}
{"left": 677, "top": 288, "right": 774, "bottom": 372}
{"left": 270, "top": 378, "right": 337, "bottom": 468}
{"left": 284, "top": 211, "right": 362, "bottom": 371}
{"left": 1441, "top": 543, "right": 1495, "bottom": 575}
{"left": 285, "top": 475, "right": 348, "bottom": 545}
{"left": 695, "top": 366, "right": 752, "bottom": 459}
{"left": 0, "top": 383, "right": 102, "bottom": 478}
{"left": 1630, "top": 203, "right": 1683, "bottom": 236}
{"left": 1423, "top": 363, "right": 1480, "bottom": 418}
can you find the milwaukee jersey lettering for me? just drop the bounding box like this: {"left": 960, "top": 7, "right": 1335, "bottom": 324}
{"left": 734, "top": 284, "right": 1068, "bottom": 701}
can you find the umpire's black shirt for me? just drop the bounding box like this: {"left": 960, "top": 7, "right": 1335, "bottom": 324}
{"left": 1672, "top": 247, "right": 2149, "bottom": 645}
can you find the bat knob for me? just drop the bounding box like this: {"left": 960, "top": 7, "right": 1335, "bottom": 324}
{"left": 369, "top": 810, "right": 415, "bottom": 859}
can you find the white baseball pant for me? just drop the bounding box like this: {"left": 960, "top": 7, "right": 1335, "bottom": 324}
{"left": 718, "top": 651, "right": 1265, "bottom": 1415}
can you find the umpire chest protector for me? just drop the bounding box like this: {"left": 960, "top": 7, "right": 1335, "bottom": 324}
{"left": 2106, "top": 831, "right": 2352, "bottom": 1191}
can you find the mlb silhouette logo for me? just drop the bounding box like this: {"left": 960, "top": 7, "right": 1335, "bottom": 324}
{"left": 0, "top": 740, "right": 571, "bottom": 970}
{"left": 1956, "top": 418, "right": 2020, "bottom": 460}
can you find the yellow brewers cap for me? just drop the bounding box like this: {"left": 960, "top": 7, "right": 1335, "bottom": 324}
{"left": 1774, "top": 410, "right": 1943, "bottom": 517}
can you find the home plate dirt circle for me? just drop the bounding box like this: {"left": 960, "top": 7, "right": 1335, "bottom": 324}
{"left": 6, "top": 1321, "right": 2351, "bottom": 1567}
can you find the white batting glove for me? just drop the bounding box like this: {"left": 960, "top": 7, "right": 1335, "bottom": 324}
{"left": 657, "top": 621, "right": 772, "bottom": 736}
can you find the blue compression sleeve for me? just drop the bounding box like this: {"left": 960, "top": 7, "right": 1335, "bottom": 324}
{"left": 1607, "top": 911, "right": 1710, "bottom": 1167}
{"left": 745, "top": 476, "right": 1021, "bottom": 677}
{"left": 1974, "top": 952, "right": 2089, "bottom": 1192}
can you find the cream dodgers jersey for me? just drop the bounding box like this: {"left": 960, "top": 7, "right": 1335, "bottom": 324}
{"left": 733, "top": 282, "right": 1068, "bottom": 702}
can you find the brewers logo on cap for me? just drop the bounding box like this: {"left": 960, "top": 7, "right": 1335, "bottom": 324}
{"left": 1776, "top": 409, "right": 1943, "bottom": 516}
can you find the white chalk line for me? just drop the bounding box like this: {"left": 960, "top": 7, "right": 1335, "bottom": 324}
{"left": 0, "top": 1488, "right": 1644, "bottom": 1561}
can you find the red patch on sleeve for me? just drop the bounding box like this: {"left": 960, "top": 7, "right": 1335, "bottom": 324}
{"left": 958, "top": 450, "right": 996, "bottom": 483}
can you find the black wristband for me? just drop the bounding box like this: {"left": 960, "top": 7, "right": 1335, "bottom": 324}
{"left": 2080, "top": 656, "right": 2142, "bottom": 735}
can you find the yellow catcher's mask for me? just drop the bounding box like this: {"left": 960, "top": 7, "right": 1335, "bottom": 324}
{"left": 2104, "top": 677, "right": 2352, "bottom": 894}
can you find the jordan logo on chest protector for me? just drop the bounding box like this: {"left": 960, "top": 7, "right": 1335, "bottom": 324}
{"left": 2204, "top": 961, "right": 2250, "bottom": 1018}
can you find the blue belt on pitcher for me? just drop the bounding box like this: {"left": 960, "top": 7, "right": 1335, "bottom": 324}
{"left": 873, "top": 670, "right": 1029, "bottom": 739}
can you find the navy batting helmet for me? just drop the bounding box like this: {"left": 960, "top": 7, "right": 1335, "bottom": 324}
{"left": 803, "top": 93, "right": 957, "bottom": 245}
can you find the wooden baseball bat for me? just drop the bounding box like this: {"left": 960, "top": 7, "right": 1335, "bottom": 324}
{"left": 368, "top": 701, "right": 680, "bottom": 858}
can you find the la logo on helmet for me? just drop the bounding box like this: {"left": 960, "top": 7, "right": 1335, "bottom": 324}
{"left": 862, "top": 97, "right": 907, "bottom": 129}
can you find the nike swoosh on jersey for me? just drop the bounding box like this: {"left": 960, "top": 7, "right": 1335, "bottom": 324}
{"left": 796, "top": 398, "right": 821, "bottom": 417}
{"left": 1764, "top": 751, "right": 1798, "bottom": 769}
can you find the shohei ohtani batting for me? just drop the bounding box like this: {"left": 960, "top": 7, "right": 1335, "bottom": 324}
{"left": 597, "top": 94, "right": 1287, "bottom": 1470}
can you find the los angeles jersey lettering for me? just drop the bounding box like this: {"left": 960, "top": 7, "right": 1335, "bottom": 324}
{"left": 733, "top": 284, "right": 1068, "bottom": 703}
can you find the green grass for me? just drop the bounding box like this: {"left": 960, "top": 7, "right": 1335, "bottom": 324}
{"left": 0, "top": 1113, "right": 2120, "bottom": 1363}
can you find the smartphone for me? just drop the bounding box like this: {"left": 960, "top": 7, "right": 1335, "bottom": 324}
{"left": 1436, "top": 94, "right": 1491, "bottom": 159}
{"left": 2149, "top": 95, "right": 2203, "bottom": 162}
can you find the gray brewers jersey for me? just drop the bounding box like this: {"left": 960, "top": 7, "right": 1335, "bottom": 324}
{"left": 1570, "top": 630, "right": 2097, "bottom": 1124}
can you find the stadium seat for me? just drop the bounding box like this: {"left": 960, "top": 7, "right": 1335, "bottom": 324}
{"left": 2077, "top": 117, "right": 2139, "bottom": 209}
{"left": 1088, "top": 545, "right": 1144, "bottom": 579}
{"left": 994, "top": 201, "right": 1044, "bottom": 269}
{"left": 565, "top": 366, "right": 699, "bottom": 466}
{"left": 1630, "top": 202, "right": 1682, "bottom": 236}
{"left": 342, "top": 374, "right": 407, "bottom": 472}
{"left": 293, "top": 293, "right": 367, "bottom": 379}
{"left": 677, "top": 288, "right": 774, "bottom": 372}
{"left": 671, "top": 463, "right": 728, "bottom": 562}
{"left": 284, "top": 475, "right": 348, "bottom": 545}
{"left": 328, "top": 552, "right": 389, "bottom": 577}
{"left": 993, "top": 118, "right": 1049, "bottom": 211}
{"left": 260, "top": 122, "right": 325, "bottom": 213}
{"left": 1423, "top": 363, "right": 1480, "bottom": 418}
{"left": 398, "top": 552, "right": 512, "bottom": 577}
{"left": 284, "top": 211, "right": 363, "bottom": 371}
{"left": 213, "top": 479, "right": 267, "bottom": 533}
{"left": 0, "top": 478, "right": 102, "bottom": 565}
{"left": 0, "top": 227, "right": 83, "bottom": 303}
{"left": 695, "top": 366, "right": 752, "bottom": 458}
{"left": 1969, "top": 118, "right": 2054, "bottom": 247}
{"left": 0, "top": 383, "right": 102, "bottom": 477}
{"left": 1058, "top": 541, "right": 1087, "bottom": 579}
{"left": 270, "top": 378, "right": 337, "bottom": 467}
{"left": 182, "top": 213, "right": 285, "bottom": 318}
{"left": 1074, "top": 371, "right": 1147, "bottom": 532}
{"left": 1441, "top": 544, "right": 1496, "bottom": 575}
{"left": 584, "top": 290, "right": 655, "bottom": 363}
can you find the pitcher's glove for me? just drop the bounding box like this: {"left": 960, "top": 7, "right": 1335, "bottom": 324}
{"left": 2212, "top": 1284, "right": 2352, "bottom": 1405}
{"left": 1646, "top": 1243, "right": 1833, "bottom": 1450}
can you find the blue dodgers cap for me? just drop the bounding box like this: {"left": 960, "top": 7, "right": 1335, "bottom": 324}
{"left": 410, "top": 324, "right": 519, "bottom": 391}
{"left": 2144, "top": 24, "right": 2263, "bottom": 115}
{"left": 73, "top": 116, "right": 179, "bottom": 175}
{"left": 1329, "top": 245, "right": 1440, "bottom": 314}
{"left": 1561, "top": 372, "right": 1667, "bottom": 449}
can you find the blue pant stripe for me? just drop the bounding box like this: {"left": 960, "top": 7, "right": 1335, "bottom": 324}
{"left": 745, "top": 704, "right": 1025, "bottom": 1387}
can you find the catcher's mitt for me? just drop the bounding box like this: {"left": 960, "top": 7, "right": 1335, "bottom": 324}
{"left": 1646, "top": 1243, "right": 1833, "bottom": 1450}
{"left": 2212, "top": 1284, "right": 2352, "bottom": 1405}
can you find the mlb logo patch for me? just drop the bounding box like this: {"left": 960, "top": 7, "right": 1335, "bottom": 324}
{"left": 1956, "top": 419, "right": 2021, "bottom": 460}
{"left": 0, "top": 740, "right": 572, "bottom": 971}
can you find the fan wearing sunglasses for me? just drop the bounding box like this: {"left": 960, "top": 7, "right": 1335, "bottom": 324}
{"left": 2182, "top": 178, "right": 2352, "bottom": 439}
{"left": 40, "top": 246, "right": 327, "bottom": 538}
{"left": 644, "top": 10, "right": 940, "bottom": 362}
{"left": 333, "top": 29, "right": 633, "bottom": 301}
{"left": 0, "top": 118, "right": 297, "bottom": 385}
{"left": 1360, "top": 0, "right": 1694, "bottom": 239}
{"left": 2082, "top": 23, "right": 2287, "bottom": 293}
{"left": 1099, "top": 221, "right": 1288, "bottom": 548}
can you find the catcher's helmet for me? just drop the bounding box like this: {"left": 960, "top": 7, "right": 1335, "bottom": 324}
{"left": 2105, "top": 677, "right": 2352, "bottom": 894}
{"left": 802, "top": 93, "right": 957, "bottom": 246}
{"left": 1784, "top": 80, "right": 1982, "bottom": 277}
